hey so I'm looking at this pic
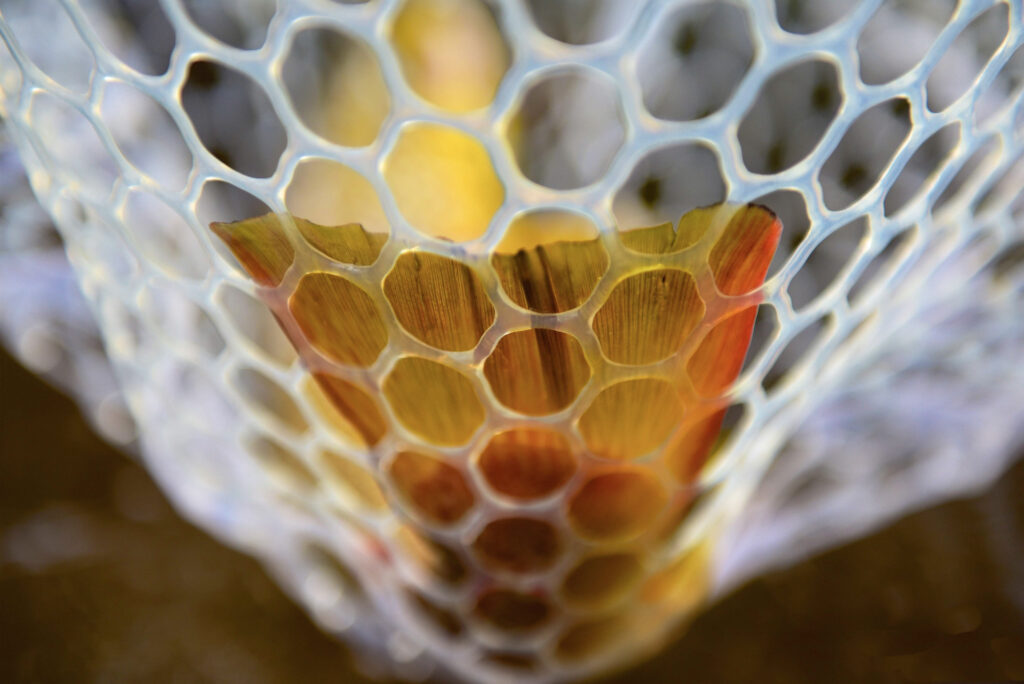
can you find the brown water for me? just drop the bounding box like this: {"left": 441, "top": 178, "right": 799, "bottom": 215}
{"left": 2, "top": 349, "right": 1022, "bottom": 683}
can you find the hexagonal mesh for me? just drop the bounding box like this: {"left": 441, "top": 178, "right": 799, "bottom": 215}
{"left": 1, "top": 0, "right": 1022, "bottom": 681}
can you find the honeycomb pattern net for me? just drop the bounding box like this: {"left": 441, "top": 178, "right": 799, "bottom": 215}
{"left": 1, "top": 0, "right": 1023, "bottom": 682}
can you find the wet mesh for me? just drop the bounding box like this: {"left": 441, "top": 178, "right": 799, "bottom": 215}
{"left": 1, "top": 1, "right": 1022, "bottom": 681}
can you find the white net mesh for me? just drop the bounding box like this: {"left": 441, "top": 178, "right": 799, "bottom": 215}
{"left": 1, "top": 0, "right": 1022, "bottom": 681}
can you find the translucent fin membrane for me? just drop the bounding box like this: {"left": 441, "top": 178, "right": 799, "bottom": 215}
{"left": 209, "top": 201, "right": 779, "bottom": 676}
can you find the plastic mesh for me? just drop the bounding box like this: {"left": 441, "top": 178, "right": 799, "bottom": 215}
{"left": 1, "top": 0, "right": 1022, "bottom": 681}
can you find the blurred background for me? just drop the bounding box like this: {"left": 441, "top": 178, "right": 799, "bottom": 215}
{"left": 3, "top": 347, "right": 1022, "bottom": 682}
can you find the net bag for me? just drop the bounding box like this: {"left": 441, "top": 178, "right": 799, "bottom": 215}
{"left": 1, "top": 0, "right": 1022, "bottom": 681}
